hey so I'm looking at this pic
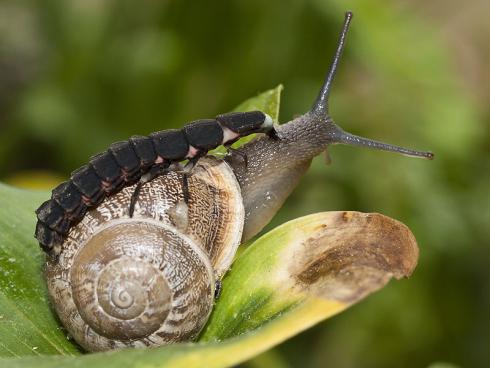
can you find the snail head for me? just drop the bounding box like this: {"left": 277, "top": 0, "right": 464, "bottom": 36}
{"left": 227, "top": 11, "right": 434, "bottom": 241}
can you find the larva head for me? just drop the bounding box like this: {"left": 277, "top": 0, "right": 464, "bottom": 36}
{"left": 227, "top": 11, "right": 434, "bottom": 242}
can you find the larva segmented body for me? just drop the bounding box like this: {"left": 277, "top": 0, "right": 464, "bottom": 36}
{"left": 35, "top": 111, "right": 276, "bottom": 255}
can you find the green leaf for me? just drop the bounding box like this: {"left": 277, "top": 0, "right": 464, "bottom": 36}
{"left": 0, "top": 87, "right": 419, "bottom": 367}
{"left": 232, "top": 85, "right": 283, "bottom": 121}
{"left": 0, "top": 184, "right": 79, "bottom": 357}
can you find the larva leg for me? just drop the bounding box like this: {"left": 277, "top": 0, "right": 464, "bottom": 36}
{"left": 182, "top": 173, "right": 189, "bottom": 204}
{"left": 181, "top": 154, "right": 205, "bottom": 204}
{"left": 214, "top": 279, "right": 222, "bottom": 299}
{"left": 129, "top": 162, "right": 170, "bottom": 217}
{"left": 128, "top": 183, "right": 143, "bottom": 218}
{"left": 183, "top": 153, "right": 204, "bottom": 172}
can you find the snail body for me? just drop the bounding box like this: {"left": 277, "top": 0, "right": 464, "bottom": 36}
{"left": 42, "top": 12, "right": 433, "bottom": 352}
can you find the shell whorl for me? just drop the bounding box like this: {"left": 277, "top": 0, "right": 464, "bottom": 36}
{"left": 46, "top": 158, "right": 244, "bottom": 351}
{"left": 69, "top": 221, "right": 214, "bottom": 344}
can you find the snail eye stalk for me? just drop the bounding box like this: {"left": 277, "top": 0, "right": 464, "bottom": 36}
{"left": 312, "top": 11, "right": 353, "bottom": 115}
{"left": 309, "top": 11, "right": 433, "bottom": 160}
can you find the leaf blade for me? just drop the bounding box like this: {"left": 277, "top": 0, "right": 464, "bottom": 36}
{"left": 0, "top": 184, "right": 80, "bottom": 357}
{"left": 0, "top": 85, "right": 419, "bottom": 366}
{"left": 0, "top": 211, "right": 418, "bottom": 367}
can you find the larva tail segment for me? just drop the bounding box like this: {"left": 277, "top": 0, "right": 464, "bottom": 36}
{"left": 35, "top": 199, "right": 70, "bottom": 256}
{"left": 309, "top": 11, "right": 434, "bottom": 160}
{"left": 35, "top": 222, "right": 63, "bottom": 254}
{"left": 35, "top": 200, "right": 71, "bottom": 234}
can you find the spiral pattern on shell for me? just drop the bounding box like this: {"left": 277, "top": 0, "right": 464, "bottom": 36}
{"left": 46, "top": 158, "right": 244, "bottom": 351}
{"left": 70, "top": 221, "right": 214, "bottom": 342}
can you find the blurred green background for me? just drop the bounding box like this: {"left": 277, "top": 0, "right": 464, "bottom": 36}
{"left": 1, "top": 0, "right": 489, "bottom": 367}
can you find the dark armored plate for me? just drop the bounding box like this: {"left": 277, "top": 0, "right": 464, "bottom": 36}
{"left": 130, "top": 135, "right": 157, "bottom": 168}
{"left": 150, "top": 129, "right": 189, "bottom": 161}
{"left": 109, "top": 141, "right": 141, "bottom": 176}
{"left": 183, "top": 119, "right": 224, "bottom": 151}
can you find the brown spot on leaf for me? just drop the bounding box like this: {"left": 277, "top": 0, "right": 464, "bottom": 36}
{"left": 342, "top": 211, "right": 354, "bottom": 222}
{"left": 291, "top": 212, "right": 419, "bottom": 303}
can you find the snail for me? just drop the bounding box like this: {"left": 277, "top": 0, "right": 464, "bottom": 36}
{"left": 42, "top": 12, "right": 433, "bottom": 352}
{"left": 46, "top": 157, "right": 243, "bottom": 351}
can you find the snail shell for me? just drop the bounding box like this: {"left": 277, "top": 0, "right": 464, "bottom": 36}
{"left": 46, "top": 157, "right": 244, "bottom": 351}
